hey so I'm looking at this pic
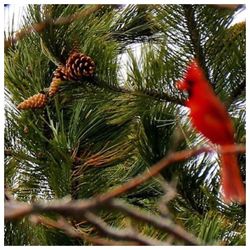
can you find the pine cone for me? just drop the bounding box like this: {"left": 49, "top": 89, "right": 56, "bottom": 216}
{"left": 17, "top": 93, "right": 47, "bottom": 110}
{"left": 65, "top": 52, "right": 95, "bottom": 80}
{"left": 48, "top": 64, "right": 68, "bottom": 97}
{"left": 48, "top": 78, "right": 62, "bottom": 97}
{"left": 52, "top": 64, "right": 68, "bottom": 81}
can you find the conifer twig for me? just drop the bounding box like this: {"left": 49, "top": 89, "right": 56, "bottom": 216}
{"left": 5, "top": 144, "right": 245, "bottom": 219}
{"left": 93, "top": 144, "right": 245, "bottom": 204}
{"left": 5, "top": 5, "right": 103, "bottom": 50}
{"left": 30, "top": 215, "right": 138, "bottom": 246}
{"left": 106, "top": 199, "right": 200, "bottom": 245}
{"left": 5, "top": 145, "right": 244, "bottom": 245}
{"left": 183, "top": 5, "right": 209, "bottom": 81}
{"left": 210, "top": 4, "right": 243, "bottom": 10}
{"left": 82, "top": 211, "right": 167, "bottom": 246}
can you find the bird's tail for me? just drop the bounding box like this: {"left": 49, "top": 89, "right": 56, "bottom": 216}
{"left": 220, "top": 150, "right": 245, "bottom": 203}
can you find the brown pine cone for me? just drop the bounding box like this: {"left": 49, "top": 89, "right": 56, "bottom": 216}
{"left": 65, "top": 52, "right": 95, "bottom": 80}
{"left": 17, "top": 93, "right": 47, "bottom": 110}
{"left": 52, "top": 64, "right": 68, "bottom": 81}
{"left": 48, "top": 78, "right": 62, "bottom": 97}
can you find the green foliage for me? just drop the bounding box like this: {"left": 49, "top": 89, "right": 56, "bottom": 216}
{"left": 5, "top": 4, "right": 245, "bottom": 246}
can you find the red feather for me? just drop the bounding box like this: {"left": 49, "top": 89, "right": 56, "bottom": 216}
{"left": 177, "top": 59, "right": 245, "bottom": 203}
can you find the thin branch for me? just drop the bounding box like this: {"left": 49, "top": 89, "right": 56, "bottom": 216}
{"left": 5, "top": 201, "right": 33, "bottom": 221}
{"left": 109, "top": 84, "right": 184, "bottom": 106}
{"left": 210, "top": 4, "right": 244, "bottom": 10}
{"left": 83, "top": 211, "right": 167, "bottom": 246}
{"left": 93, "top": 144, "right": 245, "bottom": 204}
{"left": 30, "top": 215, "right": 137, "bottom": 246}
{"left": 107, "top": 199, "right": 200, "bottom": 245}
{"left": 5, "top": 198, "right": 194, "bottom": 245}
{"left": 183, "top": 5, "right": 209, "bottom": 81}
{"left": 5, "top": 145, "right": 245, "bottom": 221}
{"left": 4, "top": 148, "right": 12, "bottom": 157}
{"left": 4, "top": 5, "right": 103, "bottom": 50}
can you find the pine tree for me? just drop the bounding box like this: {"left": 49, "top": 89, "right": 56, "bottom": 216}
{"left": 4, "top": 4, "right": 245, "bottom": 246}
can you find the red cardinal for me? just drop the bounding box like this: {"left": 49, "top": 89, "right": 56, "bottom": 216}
{"left": 176, "top": 59, "right": 245, "bottom": 203}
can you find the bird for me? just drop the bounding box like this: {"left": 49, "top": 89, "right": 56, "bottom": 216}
{"left": 176, "top": 59, "right": 245, "bottom": 203}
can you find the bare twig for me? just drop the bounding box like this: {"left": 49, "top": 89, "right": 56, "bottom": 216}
{"left": 107, "top": 199, "right": 200, "bottom": 245}
{"left": 93, "top": 144, "right": 245, "bottom": 204}
{"left": 30, "top": 215, "right": 137, "bottom": 246}
{"left": 157, "top": 181, "right": 177, "bottom": 217}
{"left": 4, "top": 148, "right": 12, "bottom": 156}
{"left": 5, "top": 201, "right": 33, "bottom": 221}
{"left": 4, "top": 197, "right": 199, "bottom": 245}
{"left": 5, "top": 5, "right": 103, "bottom": 50}
{"left": 210, "top": 4, "right": 243, "bottom": 10}
{"left": 5, "top": 145, "right": 244, "bottom": 245}
{"left": 83, "top": 211, "right": 167, "bottom": 246}
{"left": 5, "top": 145, "right": 245, "bottom": 221}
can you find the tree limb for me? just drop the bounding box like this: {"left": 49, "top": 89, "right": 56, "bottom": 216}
{"left": 30, "top": 215, "right": 138, "bottom": 246}
{"left": 4, "top": 5, "right": 103, "bottom": 50}
{"left": 5, "top": 144, "right": 245, "bottom": 220}
{"left": 5, "top": 145, "right": 244, "bottom": 245}
{"left": 183, "top": 5, "right": 209, "bottom": 81}
{"left": 107, "top": 199, "right": 200, "bottom": 245}
{"left": 93, "top": 144, "right": 245, "bottom": 204}
{"left": 82, "top": 211, "right": 167, "bottom": 246}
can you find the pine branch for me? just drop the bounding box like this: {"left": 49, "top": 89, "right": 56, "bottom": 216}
{"left": 226, "top": 78, "right": 245, "bottom": 107}
{"left": 106, "top": 84, "right": 184, "bottom": 106}
{"left": 106, "top": 199, "right": 199, "bottom": 245}
{"left": 83, "top": 211, "right": 167, "bottom": 246}
{"left": 183, "top": 5, "right": 209, "bottom": 81}
{"left": 30, "top": 215, "right": 139, "bottom": 246}
{"left": 211, "top": 4, "right": 244, "bottom": 10}
{"left": 5, "top": 5, "right": 103, "bottom": 50}
{"left": 5, "top": 196, "right": 199, "bottom": 245}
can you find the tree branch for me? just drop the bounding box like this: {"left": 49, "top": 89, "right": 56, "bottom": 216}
{"left": 83, "top": 211, "right": 167, "bottom": 246}
{"left": 30, "top": 215, "right": 138, "bottom": 246}
{"left": 5, "top": 5, "right": 103, "bottom": 50}
{"left": 5, "top": 145, "right": 245, "bottom": 220}
{"left": 183, "top": 5, "right": 209, "bottom": 81}
{"left": 107, "top": 199, "right": 200, "bottom": 245}
{"left": 93, "top": 144, "right": 245, "bottom": 204}
{"left": 107, "top": 84, "right": 184, "bottom": 106}
{"left": 5, "top": 145, "right": 244, "bottom": 245}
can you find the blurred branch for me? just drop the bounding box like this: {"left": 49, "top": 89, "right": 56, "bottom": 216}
{"left": 4, "top": 148, "right": 12, "bottom": 157}
{"left": 5, "top": 144, "right": 245, "bottom": 219}
{"left": 5, "top": 145, "right": 244, "bottom": 245}
{"left": 4, "top": 5, "right": 103, "bottom": 50}
{"left": 94, "top": 144, "right": 245, "bottom": 204}
{"left": 210, "top": 4, "right": 244, "bottom": 10}
{"left": 83, "top": 211, "right": 166, "bottom": 246}
{"left": 30, "top": 215, "right": 138, "bottom": 246}
{"left": 107, "top": 199, "right": 200, "bottom": 245}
